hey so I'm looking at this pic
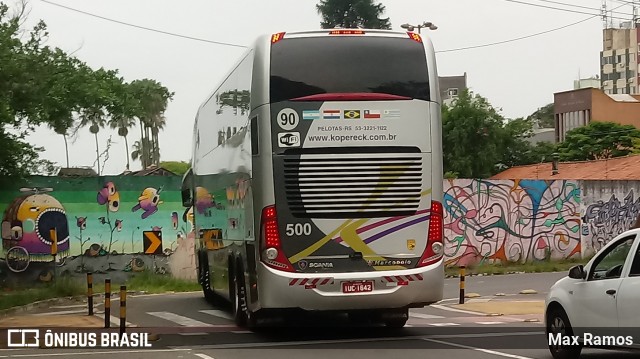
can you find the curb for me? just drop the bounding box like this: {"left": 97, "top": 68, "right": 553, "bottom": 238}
{"left": 0, "top": 296, "right": 86, "bottom": 318}
{"left": 0, "top": 290, "right": 150, "bottom": 319}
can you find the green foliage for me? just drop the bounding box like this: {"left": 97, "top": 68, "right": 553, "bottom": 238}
{"left": 556, "top": 121, "right": 640, "bottom": 161}
{"left": 0, "top": 1, "right": 173, "bottom": 178}
{"left": 527, "top": 103, "right": 554, "bottom": 128}
{"left": 160, "top": 161, "right": 190, "bottom": 176}
{"left": 442, "top": 90, "right": 511, "bottom": 178}
{"left": 316, "top": 0, "right": 392, "bottom": 29}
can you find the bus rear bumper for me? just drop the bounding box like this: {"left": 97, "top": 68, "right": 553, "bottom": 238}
{"left": 255, "top": 262, "right": 444, "bottom": 311}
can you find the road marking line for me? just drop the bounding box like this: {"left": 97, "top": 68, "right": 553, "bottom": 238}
{"left": 194, "top": 354, "right": 215, "bottom": 359}
{"left": 422, "top": 338, "right": 534, "bottom": 359}
{"left": 94, "top": 313, "right": 136, "bottom": 328}
{"left": 428, "top": 322, "right": 459, "bottom": 326}
{"left": 200, "top": 309, "right": 233, "bottom": 320}
{"left": 431, "top": 304, "right": 487, "bottom": 316}
{"left": 32, "top": 309, "right": 86, "bottom": 316}
{"left": 50, "top": 304, "right": 87, "bottom": 309}
{"left": 476, "top": 322, "right": 505, "bottom": 325}
{"left": 410, "top": 313, "right": 445, "bottom": 319}
{"left": 147, "top": 311, "right": 214, "bottom": 327}
{"left": 174, "top": 331, "right": 544, "bottom": 350}
{"left": 231, "top": 330, "right": 253, "bottom": 334}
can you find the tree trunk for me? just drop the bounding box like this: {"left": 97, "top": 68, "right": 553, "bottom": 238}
{"left": 124, "top": 135, "right": 130, "bottom": 170}
{"left": 63, "top": 134, "right": 69, "bottom": 168}
{"left": 139, "top": 121, "right": 146, "bottom": 168}
{"left": 94, "top": 132, "right": 101, "bottom": 176}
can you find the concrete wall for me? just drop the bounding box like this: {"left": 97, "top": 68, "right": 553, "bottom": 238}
{"left": 580, "top": 180, "right": 640, "bottom": 257}
{"left": 0, "top": 175, "right": 197, "bottom": 286}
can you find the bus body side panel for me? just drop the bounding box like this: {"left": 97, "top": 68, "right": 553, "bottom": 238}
{"left": 191, "top": 48, "right": 257, "bottom": 303}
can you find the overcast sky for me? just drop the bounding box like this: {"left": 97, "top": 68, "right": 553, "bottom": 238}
{"left": 14, "top": 0, "right": 633, "bottom": 175}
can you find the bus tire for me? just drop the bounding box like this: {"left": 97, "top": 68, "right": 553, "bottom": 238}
{"left": 198, "top": 251, "right": 216, "bottom": 303}
{"left": 232, "top": 264, "right": 257, "bottom": 328}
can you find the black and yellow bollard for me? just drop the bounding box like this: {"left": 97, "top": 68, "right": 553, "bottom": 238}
{"left": 104, "top": 279, "right": 111, "bottom": 328}
{"left": 459, "top": 265, "right": 466, "bottom": 304}
{"left": 87, "top": 273, "right": 93, "bottom": 315}
{"left": 119, "top": 285, "right": 126, "bottom": 334}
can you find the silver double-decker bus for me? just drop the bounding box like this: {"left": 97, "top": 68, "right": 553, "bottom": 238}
{"left": 181, "top": 28, "right": 444, "bottom": 328}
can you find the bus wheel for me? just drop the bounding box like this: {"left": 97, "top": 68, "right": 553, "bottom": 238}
{"left": 383, "top": 309, "right": 409, "bottom": 328}
{"left": 232, "top": 268, "right": 256, "bottom": 328}
{"left": 199, "top": 252, "right": 216, "bottom": 303}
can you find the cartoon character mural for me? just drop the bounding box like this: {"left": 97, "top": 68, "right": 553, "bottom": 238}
{"left": 97, "top": 182, "right": 120, "bottom": 212}
{"left": 132, "top": 187, "right": 163, "bottom": 219}
{"left": 195, "top": 187, "right": 215, "bottom": 215}
{"left": 1, "top": 189, "right": 70, "bottom": 268}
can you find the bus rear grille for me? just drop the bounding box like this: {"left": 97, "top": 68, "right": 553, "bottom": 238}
{"left": 283, "top": 155, "right": 423, "bottom": 218}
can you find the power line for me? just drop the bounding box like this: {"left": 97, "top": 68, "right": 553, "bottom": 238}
{"left": 39, "top": 0, "right": 248, "bottom": 49}
{"left": 437, "top": 2, "right": 628, "bottom": 53}
{"left": 502, "top": 0, "right": 631, "bottom": 20}
{"left": 535, "top": 0, "right": 630, "bottom": 16}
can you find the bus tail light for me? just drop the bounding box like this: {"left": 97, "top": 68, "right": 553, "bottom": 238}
{"left": 407, "top": 32, "right": 422, "bottom": 43}
{"left": 260, "top": 205, "right": 295, "bottom": 272}
{"left": 271, "top": 32, "right": 286, "bottom": 44}
{"left": 417, "top": 200, "right": 444, "bottom": 267}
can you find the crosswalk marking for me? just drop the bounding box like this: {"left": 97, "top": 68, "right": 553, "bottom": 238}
{"left": 200, "top": 309, "right": 233, "bottom": 320}
{"left": 410, "top": 313, "right": 445, "bottom": 319}
{"left": 148, "top": 311, "right": 215, "bottom": 327}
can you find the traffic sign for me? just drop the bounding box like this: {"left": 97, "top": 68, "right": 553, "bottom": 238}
{"left": 143, "top": 231, "right": 163, "bottom": 254}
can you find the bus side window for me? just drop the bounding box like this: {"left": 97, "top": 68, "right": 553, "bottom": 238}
{"left": 251, "top": 116, "right": 259, "bottom": 155}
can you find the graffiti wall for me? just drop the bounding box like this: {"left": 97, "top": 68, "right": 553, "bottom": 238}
{"left": 581, "top": 180, "right": 640, "bottom": 257}
{"left": 0, "top": 175, "right": 197, "bottom": 286}
{"left": 443, "top": 179, "right": 582, "bottom": 267}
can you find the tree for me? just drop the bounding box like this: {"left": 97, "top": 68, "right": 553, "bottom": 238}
{"left": 128, "top": 79, "right": 173, "bottom": 168}
{"left": 442, "top": 90, "right": 510, "bottom": 178}
{"left": 159, "top": 161, "right": 190, "bottom": 175}
{"left": 316, "top": 0, "right": 392, "bottom": 29}
{"left": 556, "top": 121, "right": 640, "bottom": 161}
{"left": 527, "top": 103, "right": 554, "bottom": 128}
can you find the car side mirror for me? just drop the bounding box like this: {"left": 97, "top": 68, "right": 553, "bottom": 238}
{"left": 568, "top": 265, "right": 585, "bottom": 280}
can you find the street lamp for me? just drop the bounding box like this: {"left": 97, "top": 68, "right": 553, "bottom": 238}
{"left": 401, "top": 21, "right": 438, "bottom": 33}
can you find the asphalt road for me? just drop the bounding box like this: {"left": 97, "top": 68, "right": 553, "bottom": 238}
{"left": 2, "top": 272, "right": 637, "bottom": 359}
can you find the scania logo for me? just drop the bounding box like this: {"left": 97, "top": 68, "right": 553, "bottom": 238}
{"left": 298, "top": 260, "right": 308, "bottom": 270}
{"left": 309, "top": 262, "right": 334, "bottom": 268}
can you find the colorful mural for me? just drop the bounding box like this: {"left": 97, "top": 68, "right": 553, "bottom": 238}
{"left": 581, "top": 188, "right": 640, "bottom": 255}
{"left": 0, "top": 176, "right": 198, "bottom": 285}
{"left": 443, "top": 179, "right": 582, "bottom": 267}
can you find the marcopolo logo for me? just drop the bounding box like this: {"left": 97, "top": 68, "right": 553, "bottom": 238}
{"left": 278, "top": 132, "right": 300, "bottom": 147}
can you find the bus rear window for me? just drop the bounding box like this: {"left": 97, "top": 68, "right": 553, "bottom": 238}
{"left": 270, "top": 36, "right": 430, "bottom": 103}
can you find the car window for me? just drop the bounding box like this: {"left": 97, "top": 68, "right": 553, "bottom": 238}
{"left": 589, "top": 237, "right": 635, "bottom": 280}
{"left": 629, "top": 245, "right": 640, "bottom": 277}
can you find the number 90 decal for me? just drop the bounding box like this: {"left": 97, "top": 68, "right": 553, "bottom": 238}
{"left": 285, "top": 223, "right": 312, "bottom": 236}
{"left": 277, "top": 108, "right": 299, "bottom": 131}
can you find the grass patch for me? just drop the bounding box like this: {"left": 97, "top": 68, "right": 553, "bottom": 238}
{"left": 123, "top": 272, "right": 201, "bottom": 294}
{"left": 445, "top": 257, "right": 591, "bottom": 277}
{"left": 0, "top": 277, "right": 85, "bottom": 311}
{"left": 0, "top": 273, "right": 200, "bottom": 311}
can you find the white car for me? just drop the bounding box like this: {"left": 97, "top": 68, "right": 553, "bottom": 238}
{"left": 545, "top": 228, "right": 640, "bottom": 359}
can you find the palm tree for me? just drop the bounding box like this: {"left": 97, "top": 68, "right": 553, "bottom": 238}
{"left": 131, "top": 140, "right": 142, "bottom": 165}
{"left": 109, "top": 115, "right": 136, "bottom": 170}
{"left": 48, "top": 115, "right": 75, "bottom": 168}
{"left": 150, "top": 114, "right": 166, "bottom": 165}
{"left": 79, "top": 107, "right": 107, "bottom": 175}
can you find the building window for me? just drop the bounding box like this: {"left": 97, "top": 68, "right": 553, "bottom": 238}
{"left": 447, "top": 88, "right": 458, "bottom": 97}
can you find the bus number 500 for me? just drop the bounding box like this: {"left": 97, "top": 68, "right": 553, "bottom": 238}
{"left": 286, "top": 223, "right": 312, "bottom": 236}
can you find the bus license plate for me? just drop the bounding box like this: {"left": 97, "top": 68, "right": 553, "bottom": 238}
{"left": 342, "top": 281, "right": 374, "bottom": 293}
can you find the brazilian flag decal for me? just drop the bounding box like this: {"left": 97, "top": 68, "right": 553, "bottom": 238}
{"left": 344, "top": 110, "right": 361, "bottom": 119}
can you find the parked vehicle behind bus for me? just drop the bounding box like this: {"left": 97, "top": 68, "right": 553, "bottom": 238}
{"left": 181, "top": 28, "right": 445, "bottom": 328}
